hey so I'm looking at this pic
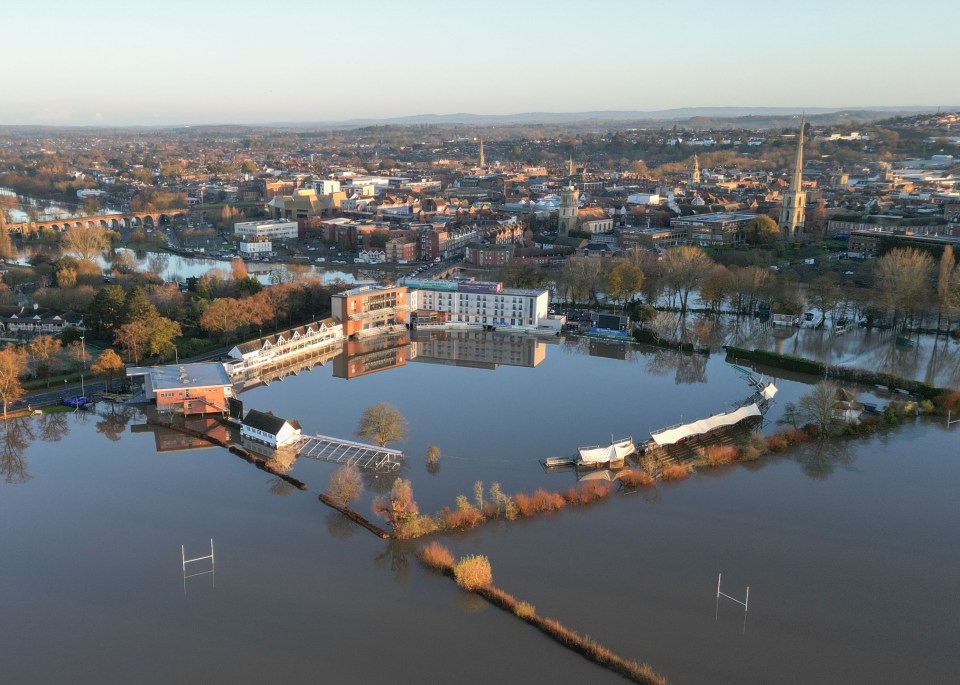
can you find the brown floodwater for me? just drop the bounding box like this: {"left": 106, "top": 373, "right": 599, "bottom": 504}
{"left": 1, "top": 337, "right": 957, "bottom": 684}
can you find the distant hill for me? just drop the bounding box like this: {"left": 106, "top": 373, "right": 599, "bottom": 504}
{"left": 286, "top": 106, "right": 953, "bottom": 129}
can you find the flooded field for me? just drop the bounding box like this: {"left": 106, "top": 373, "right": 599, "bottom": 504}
{"left": 2, "top": 338, "right": 958, "bottom": 684}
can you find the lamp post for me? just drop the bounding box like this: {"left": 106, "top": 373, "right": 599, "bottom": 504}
{"left": 79, "top": 334, "right": 87, "bottom": 398}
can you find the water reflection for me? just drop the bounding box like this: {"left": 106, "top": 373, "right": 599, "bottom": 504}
{"left": 0, "top": 418, "right": 35, "bottom": 484}
{"left": 94, "top": 405, "right": 132, "bottom": 442}
{"left": 374, "top": 539, "right": 412, "bottom": 585}
{"left": 796, "top": 439, "right": 855, "bottom": 480}
{"left": 267, "top": 476, "right": 299, "bottom": 497}
{"left": 325, "top": 510, "right": 360, "bottom": 540}
{"left": 38, "top": 411, "right": 71, "bottom": 443}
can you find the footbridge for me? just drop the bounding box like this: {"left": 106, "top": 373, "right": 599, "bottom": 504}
{"left": 296, "top": 434, "right": 403, "bottom": 471}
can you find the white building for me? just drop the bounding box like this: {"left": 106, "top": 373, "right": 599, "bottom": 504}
{"left": 234, "top": 219, "right": 299, "bottom": 240}
{"left": 313, "top": 179, "right": 341, "bottom": 194}
{"left": 626, "top": 192, "right": 661, "bottom": 206}
{"left": 239, "top": 239, "right": 273, "bottom": 257}
{"left": 240, "top": 409, "right": 302, "bottom": 448}
{"left": 405, "top": 279, "right": 549, "bottom": 328}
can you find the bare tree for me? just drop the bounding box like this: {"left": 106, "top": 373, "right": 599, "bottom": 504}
{"left": 797, "top": 381, "right": 844, "bottom": 437}
{"left": 873, "top": 247, "right": 934, "bottom": 327}
{"left": 326, "top": 464, "right": 363, "bottom": 507}
{"left": 61, "top": 224, "right": 109, "bottom": 261}
{"left": 663, "top": 245, "right": 713, "bottom": 314}
{"left": 0, "top": 346, "right": 28, "bottom": 420}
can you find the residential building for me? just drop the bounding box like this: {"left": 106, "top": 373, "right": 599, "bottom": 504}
{"left": 240, "top": 409, "right": 302, "bottom": 448}
{"left": 234, "top": 219, "right": 299, "bottom": 240}
{"left": 126, "top": 362, "right": 234, "bottom": 416}
{"left": 331, "top": 285, "right": 410, "bottom": 337}
{"left": 465, "top": 243, "right": 514, "bottom": 267}
{"left": 386, "top": 238, "right": 417, "bottom": 263}
{"left": 0, "top": 304, "right": 84, "bottom": 337}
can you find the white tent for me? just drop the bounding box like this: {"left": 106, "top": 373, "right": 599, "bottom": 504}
{"left": 578, "top": 438, "right": 636, "bottom": 464}
{"left": 761, "top": 382, "right": 778, "bottom": 400}
{"left": 650, "top": 404, "right": 763, "bottom": 447}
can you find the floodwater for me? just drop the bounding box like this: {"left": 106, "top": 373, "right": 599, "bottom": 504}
{"left": 1, "top": 338, "right": 958, "bottom": 684}
{"left": 742, "top": 323, "right": 960, "bottom": 388}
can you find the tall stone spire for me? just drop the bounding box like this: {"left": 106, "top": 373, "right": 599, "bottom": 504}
{"left": 479, "top": 137, "right": 485, "bottom": 169}
{"left": 778, "top": 113, "right": 807, "bottom": 241}
{"left": 691, "top": 154, "right": 701, "bottom": 185}
{"left": 568, "top": 156, "right": 574, "bottom": 178}
{"left": 789, "top": 112, "right": 805, "bottom": 194}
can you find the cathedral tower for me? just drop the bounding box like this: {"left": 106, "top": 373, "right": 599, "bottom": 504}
{"left": 779, "top": 114, "right": 807, "bottom": 241}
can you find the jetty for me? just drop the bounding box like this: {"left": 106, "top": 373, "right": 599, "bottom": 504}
{"left": 296, "top": 434, "right": 403, "bottom": 471}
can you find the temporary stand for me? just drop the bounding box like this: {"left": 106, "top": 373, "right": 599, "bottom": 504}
{"left": 182, "top": 539, "right": 215, "bottom": 594}
{"left": 715, "top": 572, "right": 749, "bottom": 634}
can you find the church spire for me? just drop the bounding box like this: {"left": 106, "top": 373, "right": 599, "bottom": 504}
{"left": 790, "top": 112, "right": 805, "bottom": 193}
{"left": 691, "top": 154, "right": 701, "bottom": 185}
{"left": 568, "top": 156, "right": 574, "bottom": 178}
{"left": 778, "top": 113, "right": 808, "bottom": 241}
{"left": 479, "top": 137, "right": 485, "bottom": 169}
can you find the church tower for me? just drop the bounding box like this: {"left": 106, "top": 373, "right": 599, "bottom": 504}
{"left": 557, "top": 185, "right": 579, "bottom": 237}
{"left": 479, "top": 137, "right": 485, "bottom": 169}
{"left": 779, "top": 114, "right": 807, "bottom": 241}
{"left": 691, "top": 154, "right": 701, "bottom": 185}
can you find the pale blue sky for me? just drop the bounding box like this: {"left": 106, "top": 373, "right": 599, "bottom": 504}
{"left": 3, "top": 0, "right": 958, "bottom": 125}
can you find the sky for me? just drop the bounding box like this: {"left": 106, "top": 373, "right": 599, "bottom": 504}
{"left": 3, "top": 0, "right": 958, "bottom": 126}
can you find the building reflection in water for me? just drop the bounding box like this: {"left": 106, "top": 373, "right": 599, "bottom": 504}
{"left": 333, "top": 332, "right": 411, "bottom": 379}
{"left": 410, "top": 330, "right": 547, "bottom": 370}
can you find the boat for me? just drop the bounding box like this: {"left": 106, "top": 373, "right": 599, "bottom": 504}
{"left": 576, "top": 437, "right": 636, "bottom": 469}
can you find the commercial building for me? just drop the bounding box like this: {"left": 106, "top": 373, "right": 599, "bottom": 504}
{"left": 126, "top": 362, "right": 234, "bottom": 415}
{"left": 239, "top": 239, "right": 273, "bottom": 257}
{"left": 404, "top": 279, "right": 549, "bottom": 328}
{"left": 234, "top": 219, "right": 299, "bottom": 240}
{"left": 331, "top": 285, "right": 410, "bottom": 337}
{"left": 670, "top": 211, "right": 756, "bottom": 247}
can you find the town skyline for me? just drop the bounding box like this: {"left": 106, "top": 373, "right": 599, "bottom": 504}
{"left": 4, "top": 0, "right": 958, "bottom": 126}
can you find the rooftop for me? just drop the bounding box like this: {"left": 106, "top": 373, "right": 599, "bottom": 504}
{"left": 127, "top": 362, "right": 232, "bottom": 390}
{"left": 671, "top": 211, "right": 758, "bottom": 224}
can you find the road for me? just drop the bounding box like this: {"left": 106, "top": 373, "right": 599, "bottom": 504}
{"left": 13, "top": 381, "right": 107, "bottom": 410}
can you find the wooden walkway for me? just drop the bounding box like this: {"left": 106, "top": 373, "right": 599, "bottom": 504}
{"left": 296, "top": 434, "right": 403, "bottom": 471}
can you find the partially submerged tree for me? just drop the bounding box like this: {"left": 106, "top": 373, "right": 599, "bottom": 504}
{"left": 0, "top": 346, "right": 28, "bottom": 420}
{"left": 356, "top": 402, "right": 408, "bottom": 448}
{"left": 797, "top": 381, "right": 844, "bottom": 437}
{"left": 327, "top": 464, "right": 363, "bottom": 508}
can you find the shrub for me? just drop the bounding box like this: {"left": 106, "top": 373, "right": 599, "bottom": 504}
{"left": 935, "top": 390, "right": 960, "bottom": 413}
{"left": 705, "top": 444, "right": 740, "bottom": 466}
{"left": 453, "top": 555, "right": 493, "bottom": 591}
{"left": 395, "top": 514, "right": 440, "bottom": 540}
{"left": 783, "top": 428, "right": 811, "bottom": 444}
{"left": 661, "top": 463, "right": 693, "bottom": 481}
{"left": 920, "top": 399, "right": 935, "bottom": 415}
{"left": 515, "top": 489, "right": 566, "bottom": 517}
{"left": 617, "top": 469, "right": 656, "bottom": 487}
{"left": 426, "top": 445, "right": 441, "bottom": 465}
{"left": 418, "top": 541, "right": 454, "bottom": 571}
{"left": 766, "top": 435, "right": 789, "bottom": 451}
{"left": 564, "top": 480, "right": 613, "bottom": 505}
{"left": 514, "top": 601, "right": 537, "bottom": 620}
{"left": 441, "top": 505, "right": 485, "bottom": 531}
